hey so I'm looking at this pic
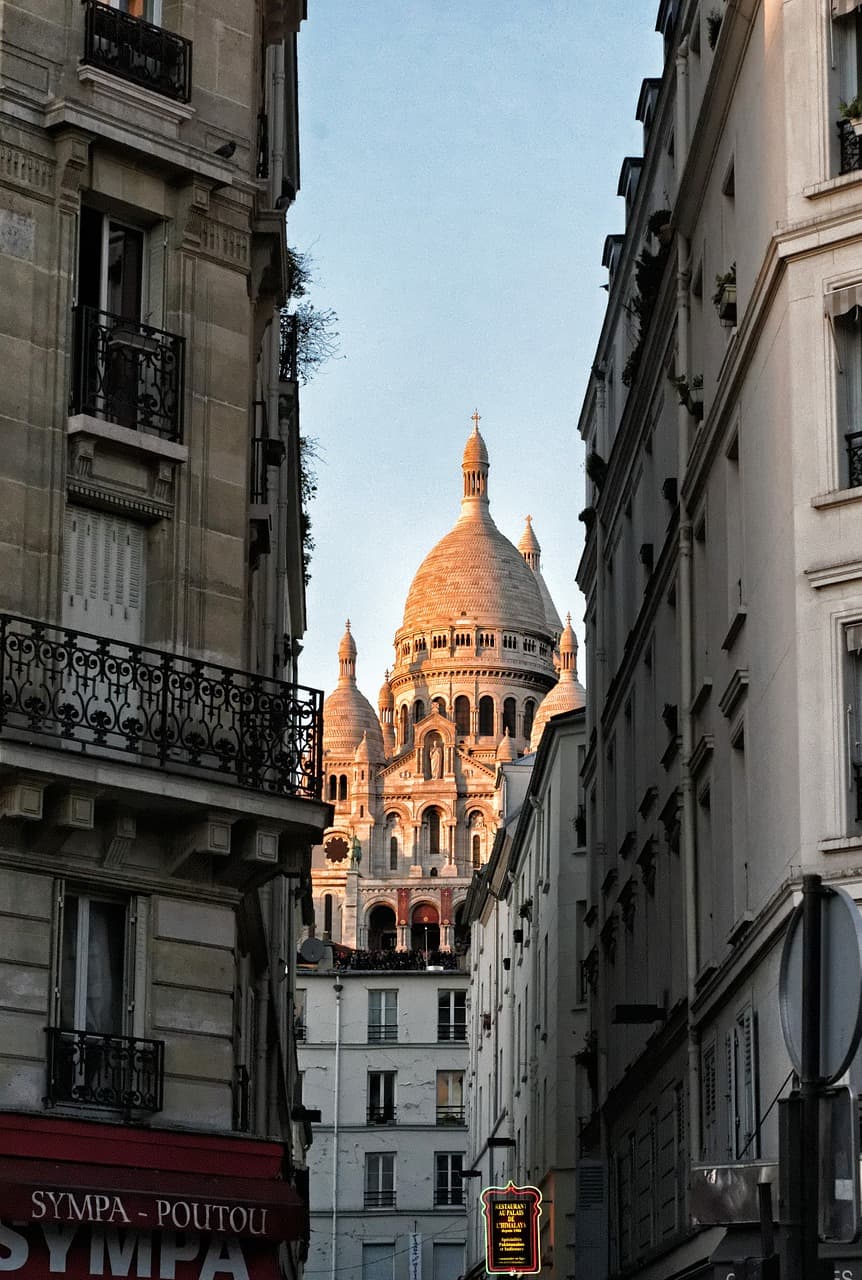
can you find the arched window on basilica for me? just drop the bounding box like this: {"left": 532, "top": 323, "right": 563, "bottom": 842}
{"left": 478, "top": 696, "right": 494, "bottom": 736}
{"left": 426, "top": 807, "right": 442, "bottom": 858}
{"left": 338, "top": 774, "right": 348, "bottom": 801}
{"left": 523, "top": 698, "right": 536, "bottom": 741}
{"left": 367, "top": 903, "right": 397, "bottom": 951}
{"left": 454, "top": 695, "right": 470, "bottom": 735}
{"left": 468, "top": 810, "right": 486, "bottom": 868}
{"left": 412, "top": 902, "right": 440, "bottom": 951}
{"left": 413, "top": 699, "right": 425, "bottom": 723}
{"left": 433, "top": 696, "right": 446, "bottom": 717}
{"left": 323, "top": 893, "right": 333, "bottom": 938}
{"left": 328, "top": 774, "right": 337, "bottom": 802}
{"left": 399, "top": 704, "right": 409, "bottom": 746}
{"left": 384, "top": 812, "right": 400, "bottom": 871}
{"left": 502, "top": 697, "right": 517, "bottom": 737}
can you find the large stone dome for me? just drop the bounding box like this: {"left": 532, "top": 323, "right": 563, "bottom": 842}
{"left": 400, "top": 425, "right": 550, "bottom": 637}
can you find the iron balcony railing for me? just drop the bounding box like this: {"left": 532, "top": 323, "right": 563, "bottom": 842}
{"left": 436, "top": 1105, "right": 465, "bottom": 1125}
{"left": 367, "top": 1023, "right": 398, "bottom": 1043}
{"left": 0, "top": 613, "right": 324, "bottom": 800}
{"left": 46, "top": 1028, "right": 164, "bottom": 1115}
{"left": 848, "top": 432, "right": 862, "bottom": 490}
{"left": 279, "top": 311, "right": 299, "bottom": 383}
{"left": 434, "top": 1186, "right": 464, "bottom": 1208}
{"left": 82, "top": 0, "right": 192, "bottom": 103}
{"left": 364, "top": 1190, "right": 396, "bottom": 1209}
{"left": 72, "top": 304, "right": 185, "bottom": 442}
{"left": 839, "top": 118, "right": 862, "bottom": 176}
{"left": 367, "top": 1105, "right": 397, "bottom": 1124}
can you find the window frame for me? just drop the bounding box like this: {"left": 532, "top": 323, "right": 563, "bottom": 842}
{"left": 364, "top": 1153, "right": 396, "bottom": 1209}
{"left": 434, "top": 1152, "right": 464, "bottom": 1207}
{"left": 368, "top": 989, "right": 398, "bottom": 1043}
{"left": 437, "top": 989, "right": 466, "bottom": 1042}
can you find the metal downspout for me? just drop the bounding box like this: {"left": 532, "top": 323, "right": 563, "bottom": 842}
{"left": 330, "top": 981, "right": 343, "bottom": 1280}
{"left": 676, "top": 231, "right": 701, "bottom": 1165}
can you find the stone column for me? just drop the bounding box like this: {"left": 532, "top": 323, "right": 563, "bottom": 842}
{"left": 397, "top": 887, "right": 411, "bottom": 949}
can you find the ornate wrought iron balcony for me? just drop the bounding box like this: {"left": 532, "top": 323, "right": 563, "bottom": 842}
{"left": 82, "top": 0, "right": 192, "bottom": 103}
{"left": 0, "top": 614, "right": 324, "bottom": 800}
{"left": 847, "top": 432, "right": 862, "bottom": 489}
{"left": 71, "top": 304, "right": 185, "bottom": 442}
{"left": 838, "top": 119, "right": 862, "bottom": 176}
{"left": 46, "top": 1027, "right": 165, "bottom": 1115}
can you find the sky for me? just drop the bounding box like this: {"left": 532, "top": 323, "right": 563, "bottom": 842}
{"left": 289, "top": 2, "right": 663, "bottom": 701}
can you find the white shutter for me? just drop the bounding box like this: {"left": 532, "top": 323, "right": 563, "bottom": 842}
{"left": 144, "top": 221, "right": 166, "bottom": 329}
{"left": 63, "top": 510, "right": 145, "bottom": 643}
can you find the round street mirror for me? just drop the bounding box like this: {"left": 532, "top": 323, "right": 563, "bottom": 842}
{"left": 779, "top": 885, "right": 862, "bottom": 1084}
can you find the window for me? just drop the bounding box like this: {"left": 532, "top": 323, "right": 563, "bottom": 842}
{"left": 427, "top": 808, "right": 442, "bottom": 857}
{"left": 478, "top": 696, "right": 494, "bottom": 736}
{"left": 432, "top": 634, "right": 447, "bottom": 650}
{"left": 523, "top": 698, "right": 536, "bottom": 740}
{"left": 414, "top": 700, "right": 425, "bottom": 722}
{"left": 437, "top": 990, "right": 466, "bottom": 1042}
{"left": 368, "top": 1071, "right": 396, "bottom": 1123}
{"left": 432, "top": 1245, "right": 464, "bottom": 1280}
{"left": 368, "top": 990, "right": 398, "bottom": 1043}
{"left": 365, "top": 1154, "right": 396, "bottom": 1208}
{"left": 523, "top": 637, "right": 536, "bottom": 654}
{"left": 338, "top": 775, "right": 348, "bottom": 801}
{"left": 323, "top": 894, "right": 333, "bottom": 939}
{"left": 399, "top": 704, "right": 409, "bottom": 745}
{"left": 502, "top": 698, "right": 516, "bottom": 737}
{"left": 328, "top": 775, "right": 337, "bottom": 802}
{"left": 362, "top": 1244, "right": 394, "bottom": 1280}
{"left": 502, "top": 633, "right": 517, "bottom": 650}
{"left": 434, "top": 1153, "right": 463, "bottom": 1206}
{"left": 701, "top": 1039, "right": 718, "bottom": 1158}
{"left": 727, "top": 1005, "right": 759, "bottom": 1159}
{"left": 60, "top": 893, "right": 127, "bottom": 1034}
{"left": 833, "top": 6, "right": 862, "bottom": 175}
{"left": 105, "top": 0, "right": 162, "bottom": 21}
{"left": 472, "top": 834, "right": 481, "bottom": 868}
{"left": 834, "top": 302, "right": 862, "bottom": 488}
{"left": 436, "top": 1070, "right": 464, "bottom": 1124}
{"left": 389, "top": 836, "right": 398, "bottom": 870}
{"left": 454, "top": 696, "right": 470, "bottom": 735}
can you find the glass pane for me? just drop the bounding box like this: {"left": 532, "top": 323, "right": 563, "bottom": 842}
{"left": 85, "top": 900, "right": 126, "bottom": 1032}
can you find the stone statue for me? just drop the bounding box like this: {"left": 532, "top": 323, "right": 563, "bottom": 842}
{"left": 349, "top": 834, "right": 362, "bottom": 867}
{"left": 429, "top": 742, "right": 443, "bottom": 779}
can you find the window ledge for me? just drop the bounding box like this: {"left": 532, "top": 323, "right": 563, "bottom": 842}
{"left": 77, "top": 63, "right": 195, "bottom": 126}
{"left": 721, "top": 608, "right": 747, "bottom": 652}
{"left": 820, "top": 833, "right": 862, "bottom": 856}
{"left": 803, "top": 169, "right": 862, "bottom": 200}
{"left": 811, "top": 484, "right": 862, "bottom": 510}
{"left": 68, "top": 414, "right": 188, "bottom": 463}
{"left": 805, "top": 558, "right": 862, "bottom": 590}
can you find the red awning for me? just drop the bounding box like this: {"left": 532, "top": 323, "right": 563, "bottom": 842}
{"left": 0, "top": 1155, "right": 306, "bottom": 1242}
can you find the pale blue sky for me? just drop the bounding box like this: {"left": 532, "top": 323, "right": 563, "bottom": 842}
{"left": 290, "top": 3, "right": 662, "bottom": 701}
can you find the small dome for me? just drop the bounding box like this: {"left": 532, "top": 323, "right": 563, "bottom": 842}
{"left": 529, "top": 613, "right": 585, "bottom": 750}
{"left": 378, "top": 670, "right": 394, "bottom": 708}
{"left": 518, "top": 515, "right": 540, "bottom": 559}
{"left": 463, "top": 421, "right": 489, "bottom": 468}
{"left": 496, "top": 729, "right": 517, "bottom": 763}
{"left": 338, "top": 620, "right": 357, "bottom": 661}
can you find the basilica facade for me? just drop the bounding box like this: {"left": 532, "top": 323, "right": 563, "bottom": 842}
{"left": 309, "top": 422, "right": 585, "bottom": 953}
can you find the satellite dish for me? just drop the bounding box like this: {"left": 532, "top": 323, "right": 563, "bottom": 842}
{"left": 299, "top": 937, "right": 325, "bottom": 963}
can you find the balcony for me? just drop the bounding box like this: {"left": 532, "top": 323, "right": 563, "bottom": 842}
{"left": 71, "top": 304, "right": 185, "bottom": 442}
{"left": 364, "top": 1190, "right": 396, "bottom": 1209}
{"left": 847, "top": 432, "right": 862, "bottom": 490}
{"left": 0, "top": 613, "right": 323, "bottom": 800}
{"left": 82, "top": 0, "right": 192, "bottom": 104}
{"left": 367, "top": 1106, "right": 397, "bottom": 1125}
{"left": 367, "top": 1023, "right": 398, "bottom": 1044}
{"left": 46, "top": 1028, "right": 165, "bottom": 1116}
{"left": 839, "top": 119, "right": 862, "bottom": 176}
{"left": 436, "top": 1106, "right": 465, "bottom": 1126}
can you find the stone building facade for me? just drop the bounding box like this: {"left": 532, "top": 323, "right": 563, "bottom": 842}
{"left": 0, "top": 5, "right": 327, "bottom": 1280}
{"left": 575, "top": 0, "right": 862, "bottom": 1276}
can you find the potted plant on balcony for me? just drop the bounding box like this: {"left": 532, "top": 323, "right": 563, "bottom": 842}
{"left": 841, "top": 96, "right": 862, "bottom": 136}
{"left": 669, "top": 372, "right": 704, "bottom": 421}
{"left": 713, "top": 264, "right": 737, "bottom": 325}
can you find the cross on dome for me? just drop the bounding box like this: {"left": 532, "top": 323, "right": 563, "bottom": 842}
{"left": 471, "top": 408, "right": 481, "bottom": 429}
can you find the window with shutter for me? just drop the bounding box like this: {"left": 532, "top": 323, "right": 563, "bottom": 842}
{"left": 701, "top": 1040, "right": 717, "bottom": 1157}
{"left": 63, "top": 507, "right": 145, "bottom": 644}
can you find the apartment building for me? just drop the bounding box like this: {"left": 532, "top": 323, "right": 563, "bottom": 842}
{"left": 296, "top": 952, "right": 469, "bottom": 1280}
{"left": 462, "top": 706, "right": 590, "bottom": 1280}
{"left": 0, "top": 3, "right": 327, "bottom": 1280}
{"left": 575, "top": 0, "right": 862, "bottom": 1276}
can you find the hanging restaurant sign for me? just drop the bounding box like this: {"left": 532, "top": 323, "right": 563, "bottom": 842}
{"left": 480, "top": 1182, "right": 542, "bottom": 1275}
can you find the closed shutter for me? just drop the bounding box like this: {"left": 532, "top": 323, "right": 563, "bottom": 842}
{"left": 63, "top": 508, "right": 144, "bottom": 644}
{"left": 144, "top": 221, "right": 166, "bottom": 329}
{"left": 575, "top": 1159, "right": 608, "bottom": 1280}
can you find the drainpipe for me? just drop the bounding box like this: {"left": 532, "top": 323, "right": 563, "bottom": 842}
{"left": 676, "top": 233, "right": 701, "bottom": 1164}
{"left": 330, "top": 981, "right": 343, "bottom": 1280}
{"left": 255, "top": 973, "right": 270, "bottom": 1136}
